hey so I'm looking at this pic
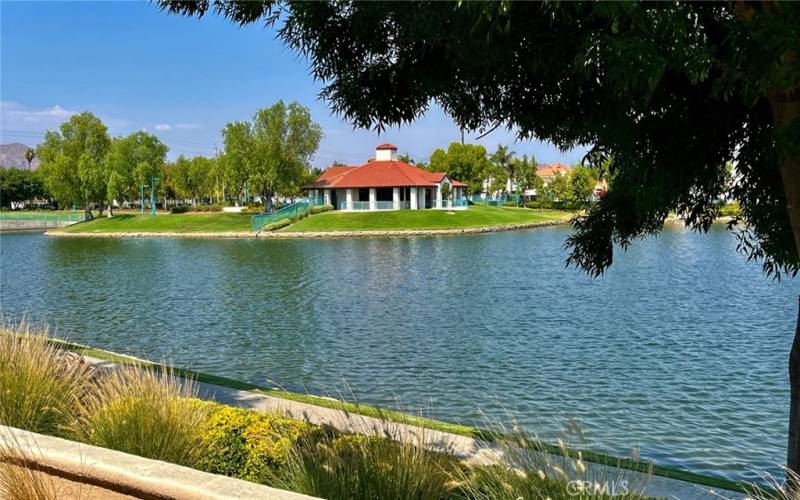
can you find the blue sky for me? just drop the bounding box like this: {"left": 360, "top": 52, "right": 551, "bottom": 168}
{"left": 1, "top": 1, "right": 585, "bottom": 167}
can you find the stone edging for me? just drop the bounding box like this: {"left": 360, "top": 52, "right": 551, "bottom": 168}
{"left": 44, "top": 220, "right": 569, "bottom": 240}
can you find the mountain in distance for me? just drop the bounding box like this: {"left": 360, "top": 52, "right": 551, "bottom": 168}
{"left": 0, "top": 143, "right": 41, "bottom": 170}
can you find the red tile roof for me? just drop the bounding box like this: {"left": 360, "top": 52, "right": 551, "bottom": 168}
{"left": 375, "top": 143, "right": 397, "bottom": 150}
{"left": 537, "top": 162, "right": 572, "bottom": 178}
{"left": 308, "top": 160, "right": 466, "bottom": 189}
{"left": 317, "top": 166, "right": 356, "bottom": 181}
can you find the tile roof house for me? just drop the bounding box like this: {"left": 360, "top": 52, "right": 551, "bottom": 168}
{"left": 536, "top": 163, "right": 572, "bottom": 184}
{"left": 306, "top": 144, "right": 468, "bottom": 211}
{"left": 535, "top": 162, "right": 608, "bottom": 198}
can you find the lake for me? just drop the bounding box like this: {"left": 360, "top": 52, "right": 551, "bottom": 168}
{"left": 0, "top": 225, "right": 796, "bottom": 482}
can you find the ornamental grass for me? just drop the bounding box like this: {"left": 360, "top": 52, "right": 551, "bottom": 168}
{"left": 0, "top": 443, "right": 58, "bottom": 500}
{"left": 271, "top": 424, "right": 460, "bottom": 500}
{"left": 454, "top": 418, "right": 649, "bottom": 500}
{"left": 0, "top": 325, "right": 94, "bottom": 436}
{"left": 69, "top": 365, "right": 210, "bottom": 467}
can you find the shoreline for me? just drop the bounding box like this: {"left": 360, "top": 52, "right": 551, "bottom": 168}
{"left": 48, "top": 337, "right": 749, "bottom": 498}
{"left": 44, "top": 219, "right": 570, "bottom": 239}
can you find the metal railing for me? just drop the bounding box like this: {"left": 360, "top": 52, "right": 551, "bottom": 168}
{"left": 251, "top": 201, "right": 310, "bottom": 231}
{"left": 0, "top": 212, "right": 84, "bottom": 223}
{"left": 338, "top": 201, "right": 371, "bottom": 210}
{"left": 471, "top": 194, "right": 521, "bottom": 206}
{"left": 375, "top": 201, "right": 394, "bottom": 210}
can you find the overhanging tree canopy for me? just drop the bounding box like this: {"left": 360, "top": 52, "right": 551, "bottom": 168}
{"left": 159, "top": 0, "right": 800, "bottom": 472}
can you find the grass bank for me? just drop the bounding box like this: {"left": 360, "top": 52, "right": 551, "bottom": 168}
{"left": 53, "top": 338, "right": 751, "bottom": 495}
{"left": 282, "top": 205, "right": 571, "bottom": 232}
{"left": 58, "top": 213, "right": 252, "bottom": 233}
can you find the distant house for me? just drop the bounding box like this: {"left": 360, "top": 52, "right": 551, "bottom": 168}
{"left": 534, "top": 163, "right": 608, "bottom": 199}
{"left": 536, "top": 163, "right": 572, "bottom": 185}
{"left": 306, "top": 144, "right": 468, "bottom": 211}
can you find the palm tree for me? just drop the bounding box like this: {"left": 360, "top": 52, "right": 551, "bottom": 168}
{"left": 491, "top": 144, "right": 516, "bottom": 194}
{"left": 24, "top": 148, "right": 35, "bottom": 170}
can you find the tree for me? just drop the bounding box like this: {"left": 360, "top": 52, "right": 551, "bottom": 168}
{"left": 490, "top": 145, "right": 516, "bottom": 194}
{"left": 398, "top": 153, "right": 415, "bottom": 164}
{"left": 440, "top": 182, "right": 452, "bottom": 201}
{"left": 221, "top": 121, "right": 253, "bottom": 205}
{"left": 105, "top": 131, "right": 168, "bottom": 216}
{"left": 172, "top": 155, "right": 211, "bottom": 206}
{"left": 160, "top": 1, "right": 800, "bottom": 474}
{"left": 248, "top": 101, "right": 322, "bottom": 212}
{"left": 428, "top": 143, "right": 490, "bottom": 193}
{"left": 514, "top": 155, "right": 532, "bottom": 189}
{"left": 486, "top": 164, "right": 508, "bottom": 197}
{"left": 570, "top": 166, "right": 598, "bottom": 207}
{"left": 24, "top": 148, "right": 35, "bottom": 170}
{"left": 0, "top": 168, "right": 45, "bottom": 208}
{"left": 36, "top": 112, "right": 111, "bottom": 219}
{"left": 160, "top": 161, "right": 179, "bottom": 208}
{"left": 544, "top": 171, "right": 573, "bottom": 204}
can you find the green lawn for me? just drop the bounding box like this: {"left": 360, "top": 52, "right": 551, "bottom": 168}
{"left": 283, "top": 205, "right": 571, "bottom": 232}
{"left": 59, "top": 213, "right": 252, "bottom": 233}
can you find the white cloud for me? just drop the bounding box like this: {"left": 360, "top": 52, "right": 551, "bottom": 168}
{"left": 154, "top": 122, "right": 200, "bottom": 131}
{"left": 1, "top": 101, "right": 76, "bottom": 123}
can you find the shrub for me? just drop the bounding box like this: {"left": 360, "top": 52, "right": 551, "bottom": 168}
{"left": 310, "top": 204, "right": 334, "bottom": 215}
{"left": 196, "top": 403, "right": 323, "bottom": 483}
{"left": 524, "top": 199, "right": 582, "bottom": 210}
{"left": 71, "top": 366, "right": 210, "bottom": 467}
{"left": 262, "top": 218, "right": 292, "bottom": 231}
{"left": 504, "top": 200, "right": 519, "bottom": 207}
{"left": 192, "top": 204, "right": 222, "bottom": 212}
{"left": 0, "top": 328, "right": 93, "bottom": 436}
{"left": 273, "top": 432, "right": 459, "bottom": 500}
{"left": 170, "top": 205, "right": 190, "bottom": 214}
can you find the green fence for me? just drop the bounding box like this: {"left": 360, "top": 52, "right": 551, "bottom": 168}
{"left": 0, "top": 212, "right": 84, "bottom": 223}
{"left": 250, "top": 201, "right": 310, "bottom": 231}
{"left": 470, "top": 194, "right": 522, "bottom": 206}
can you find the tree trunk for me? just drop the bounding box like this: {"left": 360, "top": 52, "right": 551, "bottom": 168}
{"left": 84, "top": 204, "right": 93, "bottom": 221}
{"left": 769, "top": 93, "right": 800, "bottom": 477}
{"left": 790, "top": 302, "right": 800, "bottom": 478}
{"left": 264, "top": 190, "right": 274, "bottom": 213}
{"left": 107, "top": 204, "right": 114, "bottom": 218}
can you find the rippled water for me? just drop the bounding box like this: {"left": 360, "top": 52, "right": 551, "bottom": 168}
{"left": 0, "top": 226, "right": 796, "bottom": 481}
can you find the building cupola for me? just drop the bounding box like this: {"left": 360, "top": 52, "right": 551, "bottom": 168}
{"left": 375, "top": 143, "right": 398, "bottom": 161}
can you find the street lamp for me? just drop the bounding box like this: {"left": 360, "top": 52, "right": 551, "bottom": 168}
{"left": 150, "top": 176, "right": 159, "bottom": 216}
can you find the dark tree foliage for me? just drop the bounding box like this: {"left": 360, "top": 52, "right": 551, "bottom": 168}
{"left": 160, "top": 0, "right": 800, "bottom": 473}
{"left": 159, "top": 0, "right": 799, "bottom": 278}
{"left": 0, "top": 168, "right": 46, "bottom": 208}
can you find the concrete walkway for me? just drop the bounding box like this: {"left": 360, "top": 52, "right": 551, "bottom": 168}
{"left": 82, "top": 355, "right": 746, "bottom": 500}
